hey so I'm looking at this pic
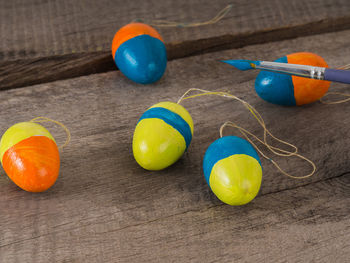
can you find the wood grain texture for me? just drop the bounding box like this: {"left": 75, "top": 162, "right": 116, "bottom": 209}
{"left": 0, "top": 30, "right": 349, "bottom": 262}
{"left": 0, "top": 52, "right": 112, "bottom": 90}
{"left": 1, "top": 174, "right": 349, "bottom": 262}
{"left": 1, "top": 0, "right": 350, "bottom": 90}
{"left": 1, "top": 0, "right": 350, "bottom": 60}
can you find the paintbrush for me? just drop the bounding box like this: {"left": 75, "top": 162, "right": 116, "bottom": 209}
{"left": 222, "top": 59, "right": 350, "bottom": 84}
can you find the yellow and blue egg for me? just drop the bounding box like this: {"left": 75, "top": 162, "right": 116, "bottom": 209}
{"left": 111, "top": 23, "right": 167, "bottom": 84}
{"left": 133, "top": 102, "right": 193, "bottom": 170}
{"left": 203, "top": 136, "right": 262, "bottom": 205}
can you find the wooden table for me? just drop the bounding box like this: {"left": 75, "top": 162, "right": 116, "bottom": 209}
{"left": 0, "top": 1, "right": 349, "bottom": 262}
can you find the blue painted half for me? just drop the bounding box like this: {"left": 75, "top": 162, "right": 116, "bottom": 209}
{"left": 138, "top": 107, "right": 192, "bottom": 149}
{"left": 255, "top": 56, "right": 296, "bottom": 106}
{"left": 115, "top": 35, "right": 167, "bottom": 84}
{"left": 203, "top": 136, "right": 261, "bottom": 185}
{"left": 221, "top": 60, "right": 259, "bottom": 71}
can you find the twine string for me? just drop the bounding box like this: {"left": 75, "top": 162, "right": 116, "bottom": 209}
{"left": 29, "top": 117, "right": 71, "bottom": 149}
{"left": 178, "top": 88, "right": 316, "bottom": 179}
{"left": 320, "top": 63, "right": 350, "bottom": 104}
{"left": 178, "top": 88, "right": 297, "bottom": 156}
{"left": 134, "top": 4, "right": 232, "bottom": 28}
{"left": 219, "top": 121, "right": 316, "bottom": 179}
{"left": 337, "top": 63, "right": 350, "bottom": 70}
{"left": 320, "top": 92, "right": 350, "bottom": 104}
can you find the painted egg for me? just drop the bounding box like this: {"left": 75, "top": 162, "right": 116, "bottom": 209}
{"left": 111, "top": 23, "right": 167, "bottom": 84}
{"left": 0, "top": 122, "right": 60, "bottom": 192}
{"left": 133, "top": 102, "right": 193, "bottom": 170}
{"left": 255, "top": 52, "right": 330, "bottom": 106}
{"left": 203, "top": 136, "right": 262, "bottom": 205}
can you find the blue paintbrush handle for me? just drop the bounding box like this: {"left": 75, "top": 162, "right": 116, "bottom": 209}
{"left": 324, "top": 68, "right": 350, "bottom": 84}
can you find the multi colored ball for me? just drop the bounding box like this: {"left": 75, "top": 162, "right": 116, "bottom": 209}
{"left": 255, "top": 52, "right": 330, "bottom": 106}
{"left": 0, "top": 122, "right": 60, "bottom": 192}
{"left": 111, "top": 23, "right": 167, "bottom": 84}
{"left": 203, "top": 136, "right": 262, "bottom": 205}
{"left": 133, "top": 102, "right": 193, "bottom": 170}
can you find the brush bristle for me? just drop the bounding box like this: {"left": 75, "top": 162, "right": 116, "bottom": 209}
{"left": 221, "top": 60, "right": 258, "bottom": 71}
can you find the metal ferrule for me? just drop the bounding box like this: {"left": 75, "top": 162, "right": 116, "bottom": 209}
{"left": 257, "top": 61, "right": 325, "bottom": 80}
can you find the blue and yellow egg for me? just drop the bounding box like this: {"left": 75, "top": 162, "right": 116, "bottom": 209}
{"left": 111, "top": 23, "right": 167, "bottom": 84}
{"left": 133, "top": 102, "right": 193, "bottom": 170}
{"left": 255, "top": 52, "right": 330, "bottom": 106}
{"left": 203, "top": 136, "right": 262, "bottom": 205}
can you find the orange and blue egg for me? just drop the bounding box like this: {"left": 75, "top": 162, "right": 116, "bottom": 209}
{"left": 133, "top": 102, "right": 193, "bottom": 170}
{"left": 0, "top": 122, "right": 60, "bottom": 192}
{"left": 255, "top": 52, "right": 330, "bottom": 106}
{"left": 111, "top": 23, "right": 167, "bottom": 84}
{"left": 203, "top": 136, "right": 262, "bottom": 205}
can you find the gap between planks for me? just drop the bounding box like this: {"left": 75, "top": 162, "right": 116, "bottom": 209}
{"left": 1, "top": 16, "right": 350, "bottom": 91}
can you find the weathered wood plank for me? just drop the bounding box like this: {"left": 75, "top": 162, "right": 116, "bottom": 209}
{"left": 1, "top": 0, "right": 350, "bottom": 60}
{"left": 1, "top": 174, "right": 349, "bottom": 262}
{"left": 0, "top": 52, "right": 112, "bottom": 91}
{"left": 0, "top": 30, "right": 349, "bottom": 262}
{"left": 0, "top": 0, "right": 350, "bottom": 90}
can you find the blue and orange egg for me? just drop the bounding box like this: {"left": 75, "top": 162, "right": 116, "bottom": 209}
{"left": 111, "top": 23, "right": 167, "bottom": 84}
{"left": 255, "top": 52, "right": 330, "bottom": 106}
{"left": 0, "top": 122, "right": 60, "bottom": 192}
{"left": 203, "top": 136, "right": 262, "bottom": 205}
{"left": 133, "top": 102, "right": 193, "bottom": 170}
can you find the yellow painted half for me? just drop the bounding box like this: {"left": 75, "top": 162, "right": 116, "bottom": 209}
{"left": 150, "top": 102, "right": 194, "bottom": 134}
{"left": 209, "top": 154, "right": 262, "bottom": 205}
{"left": 133, "top": 118, "right": 187, "bottom": 170}
{"left": 0, "top": 122, "right": 56, "bottom": 162}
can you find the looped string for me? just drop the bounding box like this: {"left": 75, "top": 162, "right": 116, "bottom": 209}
{"left": 134, "top": 4, "right": 232, "bottom": 28}
{"left": 320, "top": 92, "right": 350, "bottom": 104}
{"left": 219, "top": 122, "right": 316, "bottom": 179}
{"left": 320, "top": 63, "right": 350, "bottom": 104}
{"left": 29, "top": 117, "right": 71, "bottom": 149}
{"left": 178, "top": 88, "right": 297, "bottom": 156}
{"left": 178, "top": 88, "right": 316, "bottom": 179}
{"left": 337, "top": 63, "right": 350, "bottom": 70}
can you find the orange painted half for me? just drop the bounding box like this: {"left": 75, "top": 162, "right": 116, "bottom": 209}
{"left": 2, "top": 136, "right": 60, "bottom": 192}
{"left": 288, "top": 52, "right": 330, "bottom": 105}
{"left": 111, "top": 23, "right": 163, "bottom": 59}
